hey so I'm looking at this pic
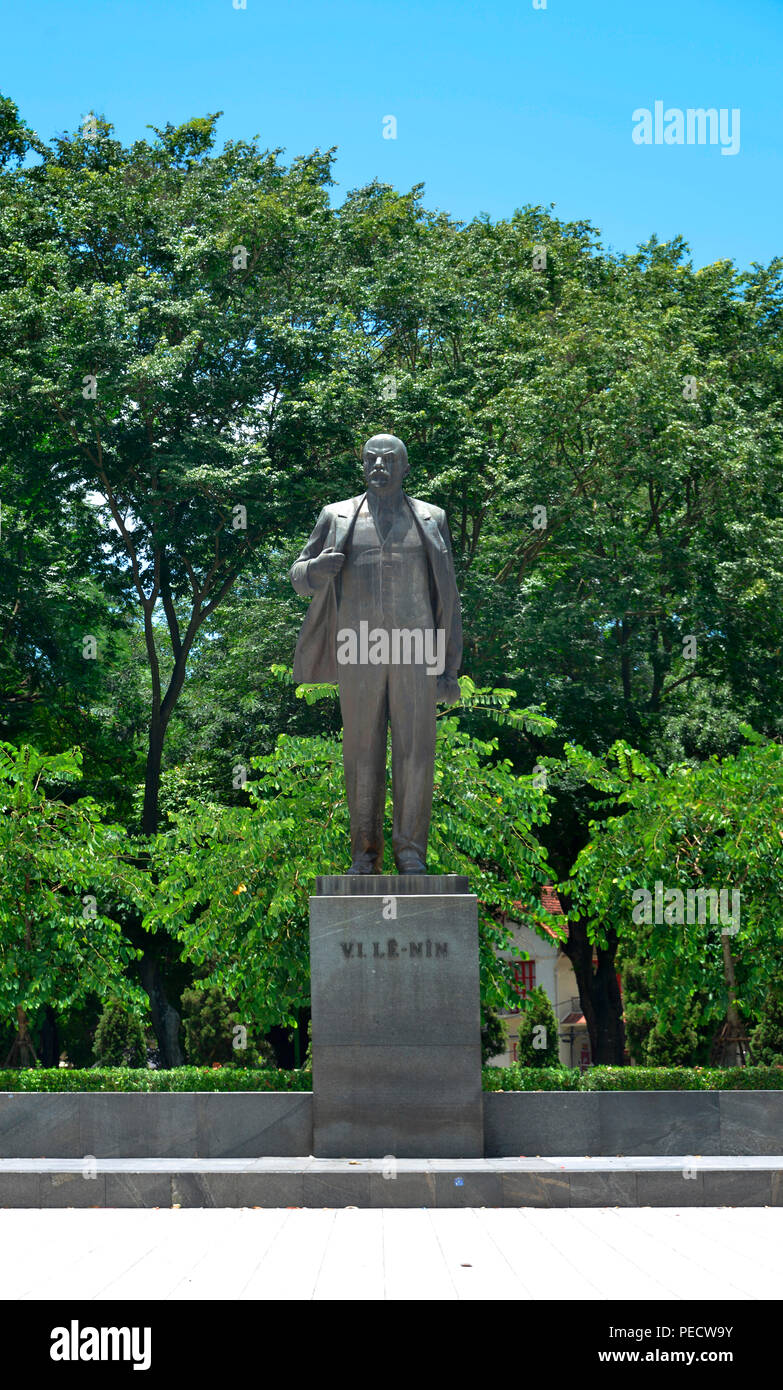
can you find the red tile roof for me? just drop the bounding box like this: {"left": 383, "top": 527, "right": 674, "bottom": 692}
{"left": 509, "top": 886, "right": 566, "bottom": 941}
{"left": 541, "top": 885, "right": 564, "bottom": 914}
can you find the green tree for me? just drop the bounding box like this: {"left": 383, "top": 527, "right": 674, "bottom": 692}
{"left": 325, "top": 197, "right": 783, "bottom": 1056}
{"left": 0, "top": 101, "right": 355, "bottom": 1058}
{"left": 621, "top": 935, "right": 710, "bottom": 1066}
{"left": 142, "top": 686, "right": 560, "bottom": 1034}
{"left": 329, "top": 194, "right": 783, "bottom": 757}
{"left": 480, "top": 1010, "right": 508, "bottom": 1064}
{"left": 562, "top": 730, "right": 783, "bottom": 1065}
{"left": 5, "top": 92, "right": 783, "bottom": 1069}
{"left": 3, "top": 106, "right": 342, "bottom": 835}
{"left": 180, "top": 986, "right": 234, "bottom": 1065}
{"left": 0, "top": 744, "right": 145, "bottom": 1065}
{"left": 93, "top": 999, "right": 147, "bottom": 1068}
{"left": 514, "top": 985, "right": 561, "bottom": 1067}
{"left": 749, "top": 975, "right": 783, "bottom": 1065}
{"left": 180, "top": 986, "right": 276, "bottom": 1068}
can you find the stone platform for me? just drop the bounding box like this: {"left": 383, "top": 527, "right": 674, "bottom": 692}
{"left": 310, "top": 886, "right": 483, "bottom": 1157}
{"left": 315, "top": 875, "right": 469, "bottom": 895}
{"left": 3, "top": 1090, "right": 782, "bottom": 1158}
{"left": 2, "top": 1156, "right": 782, "bottom": 1208}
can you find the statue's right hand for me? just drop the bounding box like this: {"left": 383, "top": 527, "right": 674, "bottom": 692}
{"left": 308, "top": 548, "right": 345, "bottom": 587}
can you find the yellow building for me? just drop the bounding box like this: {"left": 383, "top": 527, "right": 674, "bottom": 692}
{"left": 488, "top": 888, "right": 592, "bottom": 1070}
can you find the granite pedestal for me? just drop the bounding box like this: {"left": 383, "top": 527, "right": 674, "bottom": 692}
{"left": 309, "top": 876, "right": 483, "bottom": 1157}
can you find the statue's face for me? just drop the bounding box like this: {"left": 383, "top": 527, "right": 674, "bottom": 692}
{"left": 362, "top": 441, "right": 408, "bottom": 496}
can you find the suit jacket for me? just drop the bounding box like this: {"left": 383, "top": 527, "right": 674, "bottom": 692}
{"left": 290, "top": 492, "right": 463, "bottom": 685}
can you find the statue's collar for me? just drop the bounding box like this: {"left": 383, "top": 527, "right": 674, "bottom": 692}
{"left": 335, "top": 493, "right": 442, "bottom": 548}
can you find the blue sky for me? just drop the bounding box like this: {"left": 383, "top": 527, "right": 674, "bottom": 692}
{"left": 4, "top": 0, "right": 782, "bottom": 269}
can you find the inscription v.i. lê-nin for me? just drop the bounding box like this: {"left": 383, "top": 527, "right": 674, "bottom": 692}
{"left": 340, "top": 940, "right": 448, "bottom": 959}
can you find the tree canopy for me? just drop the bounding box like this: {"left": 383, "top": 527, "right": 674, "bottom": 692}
{"left": 1, "top": 92, "right": 781, "bottom": 1065}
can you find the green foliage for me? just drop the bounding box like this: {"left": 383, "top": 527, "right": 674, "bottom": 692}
{"left": 635, "top": 1007, "right": 701, "bottom": 1069}
{"left": 621, "top": 940, "right": 710, "bottom": 1067}
{"left": 181, "top": 986, "right": 236, "bottom": 1064}
{"left": 513, "top": 985, "right": 561, "bottom": 1067}
{"left": 579, "top": 1066, "right": 783, "bottom": 1091}
{"left": 480, "top": 1011, "right": 507, "bottom": 1064}
{"left": 0, "top": 1067, "right": 312, "bottom": 1092}
{"left": 93, "top": 999, "right": 147, "bottom": 1068}
{"left": 483, "top": 1066, "right": 580, "bottom": 1091}
{"left": 180, "top": 985, "right": 276, "bottom": 1067}
{"left": 54, "top": 997, "right": 103, "bottom": 1069}
{"left": 483, "top": 1066, "right": 783, "bottom": 1091}
{"left": 749, "top": 975, "right": 783, "bottom": 1065}
{"left": 142, "top": 691, "right": 558, "bottom": 1029}
{"left": 0, "top": 743, "right": 147, "bottom": 1030}
{"left": 3, "top": 97, "right": 783, "bottom": 1065}
{"left": 0, "top": 104, "right": 353, "bottom": 835}
{"left": 4, "top": 1064, "right": 782, "bottom": 1091}
{"left": 561, "top": 733, "right": 783, "bottom": 1038}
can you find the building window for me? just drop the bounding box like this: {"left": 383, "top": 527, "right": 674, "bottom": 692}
{"left": 511, "top": 959, "right": 535, "bottom": 1008}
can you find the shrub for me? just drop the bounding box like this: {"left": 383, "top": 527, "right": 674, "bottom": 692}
{"left": 181, "top": 987, "right": 235, "bottom": 1065}
{"left": 483, "top": 1065, "right": 783, "bottom": 1091}
{"left": 622, "top": 944, "right": 711, "bottom": 1066}
{"left": 0, "top": 1067, "right": 311, "bottom": 1092}
{"left": 749, "top": 976, "right": 783, "bottom": 1065}
{"left": 92, "top": 1001, "right": 147, "bottom": 1068}
{"left": 482, "top": 1065, "right": 580, "bottom": 1091}
{"left": 513, "top": 986, "right": 561, "bottom": 1067}
{"left": 643, "top": 1018, "right": 702, "bottom": 1067}
{"left": 480, "top": 1010, "right": 507, "bottom": 1064}
{"left": 181, "top": 986, "right": 276, "bottom": 1067}
{"left": 2, "top": 1063, "right": 782, "bottom": 1093}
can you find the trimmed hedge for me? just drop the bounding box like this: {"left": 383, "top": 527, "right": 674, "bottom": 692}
{"left": 482, "top": 1065, "right": 783, "bottom": 1092}
{"left": 483, "top": 1066, "right": 580, "bottom": 1091}
{"left": 0, "top": 1067, "right": 313, "bottom": 1092}
{"left": 2, "top": 1064, "right": 783, "bottom": 1093}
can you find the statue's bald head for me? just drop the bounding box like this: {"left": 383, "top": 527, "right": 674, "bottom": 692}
{"left": 362, "top": 434, "right": 409, "bottom": 473}
{"left": 362, "top": 434, "right": 409, "bottom": 498}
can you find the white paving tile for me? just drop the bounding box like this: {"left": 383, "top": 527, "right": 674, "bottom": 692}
{"left": 381, "top": 1208, "right": 459, "bottom": 1300}
{"left": 91, "top": 1210, "right": 244, "bottom": 1301}
{"left": 168, "top": 1209, "right": 290, "bottom": 1300}
{"left": 504, "top": 1208, "right": 610, "bottom": 1299}
{"left": 567, "top": 1207, "right": 749, "bottom": 1301}
{"left": 622, "top": 1207, "right": 783, "bottom": 1298}
{"left": 2, "top": 1208, "right": 783, "bottom": 1301}
{"left": 4, "top": 1210, "right": 95, "bottom": 1299}
{"left": 477, "top": 1208, "right": 601, "bottom": 1299}
{"left": 425, "top": 1208, "right": 530, "bottom": 1301}
{"left": 312, "top": 1208, "right": 385, "bottom": 1301}
{"left": 239, "top": 1209, "right": 336, "bottom": 1300}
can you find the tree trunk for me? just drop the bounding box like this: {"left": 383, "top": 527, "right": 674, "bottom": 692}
{"left": 40, "top": 1005, "right": 60, "bottom": 1067}
{"left": 5, "top": 1006, "right": 38, "bottom": 1068}
{"left": 141, "top": 646, "right": 191, "bottom": 836}
{"left": 715, "top": 931, "right": 747, "bottom": 1066}
{"left": 565, "top": 920, "right": 626, "bottom": 1065}
{"left": 139, "top": 951, "right": 183, "bottom": 1067}
{"left": 142, "top": 715, "right": 165, "bottom": 837}
{"left": 137, "top": 712, "right": 184, "bottom": 1067}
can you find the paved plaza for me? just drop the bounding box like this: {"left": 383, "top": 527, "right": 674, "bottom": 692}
{"left": 2, "top": 1206, "right": 782, "bottom": 1300}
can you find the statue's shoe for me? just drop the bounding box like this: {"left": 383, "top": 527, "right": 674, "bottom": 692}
{"left": 396, "top": 855, "right": 427, "bottom": 874}
{"left": 346, "top": 858, "right": 377, "bottom": 874}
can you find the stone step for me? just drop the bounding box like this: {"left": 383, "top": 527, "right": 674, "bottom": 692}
{"left": 2, "top": 1156, "right": 782, "bottom": 1208}
{"left": 315, "top": 874, "right": 469, "bottom": 894}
